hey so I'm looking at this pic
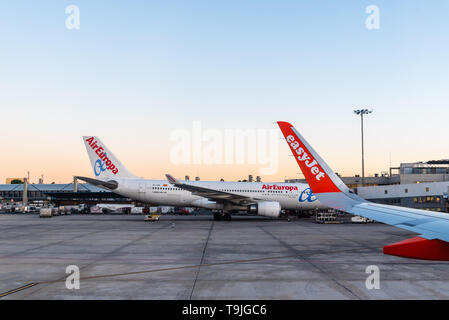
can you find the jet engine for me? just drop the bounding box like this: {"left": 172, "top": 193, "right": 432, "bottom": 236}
{"left": 249, "top": 201, "right": 281, "bottom": 218}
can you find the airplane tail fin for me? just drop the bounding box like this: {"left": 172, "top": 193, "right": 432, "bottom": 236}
{"left": 82, "top": 136, "right": 138, "bottom": 180}
{"left": 277, "top": 122, "right": 351, "bottom": 195}
{"left": 277, "top": 121, "right": 365, "bottom": 211}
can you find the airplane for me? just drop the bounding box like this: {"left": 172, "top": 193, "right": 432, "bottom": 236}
{"left": 277, "top": 121, "right": 449, "bottom": 261}
{"left": 76, "top": 136, "right": 327, "bottom": 221}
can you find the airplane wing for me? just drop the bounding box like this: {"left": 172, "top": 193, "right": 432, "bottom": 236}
{"left": 165, "top": 174, "right": 259, "bottom": 205}
{"left": 277, "top": 121, "right": 449, "bottom": 261}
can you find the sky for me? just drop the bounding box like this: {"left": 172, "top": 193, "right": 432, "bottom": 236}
{"left": 0, "top": 0, "right": 448, "bottom": 183}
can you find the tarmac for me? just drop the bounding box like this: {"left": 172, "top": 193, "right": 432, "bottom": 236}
{"left": 1, "top": 213, "right": 449, "bottom": 299}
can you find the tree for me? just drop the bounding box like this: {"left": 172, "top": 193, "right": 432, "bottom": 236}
{"left": 10, "top": 179, "right": 23, "bottom": 184}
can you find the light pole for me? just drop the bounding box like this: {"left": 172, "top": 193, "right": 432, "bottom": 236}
{"left": 353, "top": 109, "right": 373, "bottom": 186}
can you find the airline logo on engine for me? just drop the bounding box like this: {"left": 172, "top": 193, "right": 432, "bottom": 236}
{"left": 262, "top": 184, "right": 298, "bottom": 191}
{"left": 85, "top": 137, "right": 119, "bottom": 176}
{"left": 286, "top": 135, "right": 325, "bottom": 181}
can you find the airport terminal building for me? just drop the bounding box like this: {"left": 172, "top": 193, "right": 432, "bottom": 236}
{"left": 356, "top": 181, "right": 449, "bottom": 212}
{"left": 0, "top": 183, "right": 130, "bottom": 205}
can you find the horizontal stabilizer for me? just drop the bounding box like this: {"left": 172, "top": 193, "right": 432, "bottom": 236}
{"left": 74, "top": 176, "right": 118, "bottom": 190}
{"left": 165, "top": 174, "right": 181, "bottom": 185}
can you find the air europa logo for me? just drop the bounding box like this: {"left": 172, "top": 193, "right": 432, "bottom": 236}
{"left": 262, "top": 184, "right": 298, "bottom": 191}
{"left": 298, "top": 188, "right": 316, "bottom": 203}
{"left": 286, "top": 135, "right": 325, "bottom": 181}
{"left": 85, "top": 137, "right": 119, "bottom": 176}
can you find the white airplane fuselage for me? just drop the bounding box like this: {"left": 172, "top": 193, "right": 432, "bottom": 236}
{"left": 80, "top": 135, "right": 326, "bottom": 215}
{"left": 112, "top": 179, "right": 324, "bottom": 211}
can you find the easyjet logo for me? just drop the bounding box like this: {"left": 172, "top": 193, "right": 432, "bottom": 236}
{"left": 262, "top": 184, "right": 298, "bottom": 191}
{"left": 85, "top": 137, "right": 119, "bottom": 175}
{"left": 286, "top": 135, "right": 325, "bottom": 181}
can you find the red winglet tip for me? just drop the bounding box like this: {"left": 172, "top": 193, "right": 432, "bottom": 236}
{"left": 383, "top": 236, "right": 449, "bottom": 261}
{"left": 277, "top": 121, "right": 293, "bottom": 129}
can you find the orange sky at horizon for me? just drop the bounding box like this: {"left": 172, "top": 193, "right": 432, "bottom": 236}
{"left": 1, "top": 131, "right": 444, "bottom": 184}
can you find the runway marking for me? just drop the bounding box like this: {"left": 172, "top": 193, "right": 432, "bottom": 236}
{"left": 13, "top": 222, "right": 173, "bottom": 299}
{"left": 258, "top": 225, "right": 362, "bottom": 299}
{"left": 0, "top": 254, "right": 301, "bottom": 298}
{"left": 3, "top": 246, "right": 447, "bottom": 298}
{"left": 0, "top": 283, "right": 38, "bottom": 298}
{"left": 189, "top": 220, "right": 214, "bottom": 299}
{"left": 47, "top": 254, "right": 300, "bottom": 282}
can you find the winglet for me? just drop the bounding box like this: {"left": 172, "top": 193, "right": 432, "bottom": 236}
{"left": 166, "top": 174, "right": 180, "bottom": 185}
{"left": 383, "top": 236, "right": 449, "bottom": 260}
{"left": 277, "top": 121, "right": 345, "bottom": 194}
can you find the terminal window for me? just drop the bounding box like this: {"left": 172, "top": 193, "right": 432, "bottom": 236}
{"left": 414, "top": 196, "right": 441, "bottom": 203}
